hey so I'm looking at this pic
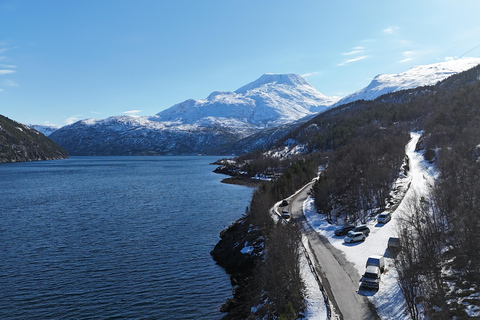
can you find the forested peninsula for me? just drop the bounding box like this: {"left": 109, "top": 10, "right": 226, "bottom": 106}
{"left": 0, "top": 115, "right": 68, "bottom": 163}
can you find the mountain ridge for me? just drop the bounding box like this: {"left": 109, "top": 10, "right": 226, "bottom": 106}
{"left": 156, "top": 73, "right": 337, "bottom": 126}
{"left": 50, "top": 73, "right": 337, "bottom": 155}
{"left": 48, "top": 59, "right": 480, "bottom": 156}
{"left": 335, "top": 57, "right": 480, "bottom": 106}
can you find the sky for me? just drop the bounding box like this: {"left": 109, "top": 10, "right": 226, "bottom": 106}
{"left": 1, "top": 0, "right": 480, "bottom": 127}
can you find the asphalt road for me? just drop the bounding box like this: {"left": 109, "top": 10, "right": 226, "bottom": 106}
{"left": 289, "top": 182, "right": 380, "bottom": 320}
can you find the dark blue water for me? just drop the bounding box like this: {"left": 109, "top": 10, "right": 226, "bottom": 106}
{"left": 0, "top": 156, "right": 252, "bottom": 319}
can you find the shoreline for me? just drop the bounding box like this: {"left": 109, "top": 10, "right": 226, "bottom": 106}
{"left": 219, "top": 175, "right": 265, "bottom": 187}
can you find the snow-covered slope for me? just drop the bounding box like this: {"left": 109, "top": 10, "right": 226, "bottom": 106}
{"left": 49, "top": 115, "right": 248, "bottom": 156}
{"left": 335, "top": 58, "right": 480, "bottom": 106}
{"left": 51, "top": 74, "right": 337, "bottom": 155}
{"left": 157, "top": 73, "right": 338, "bottom": 127}
{"left": 26, "top": 124, "right": 61, "bottom": 136}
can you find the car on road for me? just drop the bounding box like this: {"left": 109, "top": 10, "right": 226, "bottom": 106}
{"left": 350, "top": 225, "right": 370, "bottom": 236}
{"left": 344, "top": 231, "right": 366, "bottom": 243}
{"left": 377, "top": 212, "right": 391, "bottom": 223}
{"left": 334, "top": 225, "right": 356, "bottom": 236}
{"left": 361, "top": 265, "right": 381, "bottom": 289}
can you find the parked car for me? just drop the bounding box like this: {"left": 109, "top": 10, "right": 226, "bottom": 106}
{"left": 361, "top": 265, "right": 381, "bottom": 289}
{"left": 344, "top": 231, "right": 366, "bottom": 243}
{"left": 350, "top": 225, "right": 370, "bottom": 236}
{"left": 388, "top": 237, "right": 401, "bottom": 251}
{"left": 334, "top": 225, "right": 356, "bottom": 236}
{"left": 366, "top": 255, "right": 385, "bottom": 272}
{"left": 377, "top": 212, "right": 391, "bottom": 223}
{"left": 280, "top": 199, "right": 289, "bottom": 206}
{"left": 281, "top": 210, "right": 290, "bottom": 219}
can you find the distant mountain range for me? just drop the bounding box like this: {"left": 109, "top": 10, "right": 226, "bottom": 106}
{"left": 44, "top": 58, "right": 480, "bottom": 155}
{"left": 49, "top": 73, "right": 338, "bottom": 155}
{"left": 27, "top": 124, "right": 61, "bottom": 137}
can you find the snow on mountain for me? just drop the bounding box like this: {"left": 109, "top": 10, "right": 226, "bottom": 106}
{"left": 335, "top": 57, "right": 480, "bottom": 106}
{"left": 50, "top": 60, "right": 480, "bottom": 156}
{"left": 26, "top": 124, "right": 61, "bottom": 136}
{"left": 49, "top": 115, "right": 247, "bottom": 156}
{"left": 156, "top": 73, "right": 338, "bottom": 127}
{"left": 50, "top": 73, "right": 339, "bottom": 155}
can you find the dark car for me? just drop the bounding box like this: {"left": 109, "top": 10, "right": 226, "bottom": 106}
{"left": 281, "top": 210, "right": 290, "bottom": 219}
{"left": 350, "top": 225, "right": 370, "bottom": 236}
{"left": 334, "top": 225, "right": 355, "bottom": 236}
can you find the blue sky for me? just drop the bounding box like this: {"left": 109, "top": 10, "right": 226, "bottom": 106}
{"left": 2, "top": 0, "right": 480, "bottom": 127}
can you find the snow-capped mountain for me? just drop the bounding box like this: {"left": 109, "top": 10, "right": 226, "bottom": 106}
{"left": 335, "top": 58, "right": 480, "bottom": 106}
{"left": 50, "top": 74, "right": 337, "bottom": 155}
{"left": 156, "top": 73, "right": 338, "bottom": 127}
{"left": 26, "top": 124, "right": 61, "bottom": 136}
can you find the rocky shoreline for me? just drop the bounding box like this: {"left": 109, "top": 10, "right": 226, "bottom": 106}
{"left": 210, "top": 216, "right": 263, "bottom": 320}
{"left": 211, "top": 158, "right": 264, "bottom": 187}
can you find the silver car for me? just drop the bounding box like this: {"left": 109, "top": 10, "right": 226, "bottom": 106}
{"left": 377, "top": 212, "right": 391, "bottom": 223}
{"left": 344, "top": 231, "right": 366, "bottom": 243}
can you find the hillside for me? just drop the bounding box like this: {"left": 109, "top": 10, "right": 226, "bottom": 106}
{"left": 334, "top": 57, "right": 480, "bottom": 106}
{"left": 0, "top": 115, "right": 68, "bottom": 163}
{"left": 214, "top": 64, "right": 480, "bottom": 319}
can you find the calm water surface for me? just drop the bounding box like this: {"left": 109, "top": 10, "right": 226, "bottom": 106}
{"left": 0, "top": 156, "right": 253, "bottom": 319}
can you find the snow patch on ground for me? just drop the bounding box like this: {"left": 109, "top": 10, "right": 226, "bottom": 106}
{"left": 300, "top": 235, "right": 328, "bottom": 320}
{"left": 241, "top": 244, "right": 255, "bottom": 254}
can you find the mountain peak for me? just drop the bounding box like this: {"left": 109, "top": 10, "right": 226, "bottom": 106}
{"left": 335, "top": 57, "right": 480, "bottom": 106}
{"left": 156, "top": 73, "right": 337, "bottom": 127}
{"left": 235, "top": 73, "right": 310, "bottom": 94}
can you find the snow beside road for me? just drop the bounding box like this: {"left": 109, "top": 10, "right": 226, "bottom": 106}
{"left": 300, "top": 234, "right": 329, "bottom": 320}
{"left": 301, "top": 132, "right": 437, "bottom": 319}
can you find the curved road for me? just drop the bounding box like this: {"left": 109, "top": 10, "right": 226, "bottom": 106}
{"left": 289, "top": 182, "right": 380, "bottom": 320}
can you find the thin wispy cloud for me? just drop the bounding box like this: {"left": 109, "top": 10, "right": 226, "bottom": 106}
{"left": 384, "top": 26, "right": 399, "bottom": 34}
{"left": 123, "top": 110, "right": 141, "bottom": 116}
{"left": 2, "top": 79, "right": 19, "bottom": 87}
{"left": 65, "top": 115, "right": 82, "bottom": 125}
{"left": 0, "top": 69, "right": 15, "bottom": 75}
{"left": 337, "top": 55, "right": 368, "bottom": 66}
{"left": 0, "top": 43, "right": 17, "bottom": 91}
{"left": 398, "top": 51, "right": 415, "bottom": 63}
{"left": 301, "top": 72, "right": 319, "bottom": 77}
{"left": 342, "top": 47, "right": 364, "bottom": 56}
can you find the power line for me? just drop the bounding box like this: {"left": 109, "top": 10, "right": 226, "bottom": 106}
{"left": 429, "top": 29, "right": 480, "bottom": 63}
{"left": 459, "top": 42, "right": 480, "bottom": 58}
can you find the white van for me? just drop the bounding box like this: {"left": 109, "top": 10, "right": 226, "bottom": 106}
{"left": 366, "top": 255, "right": 385, "bottom": 273}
